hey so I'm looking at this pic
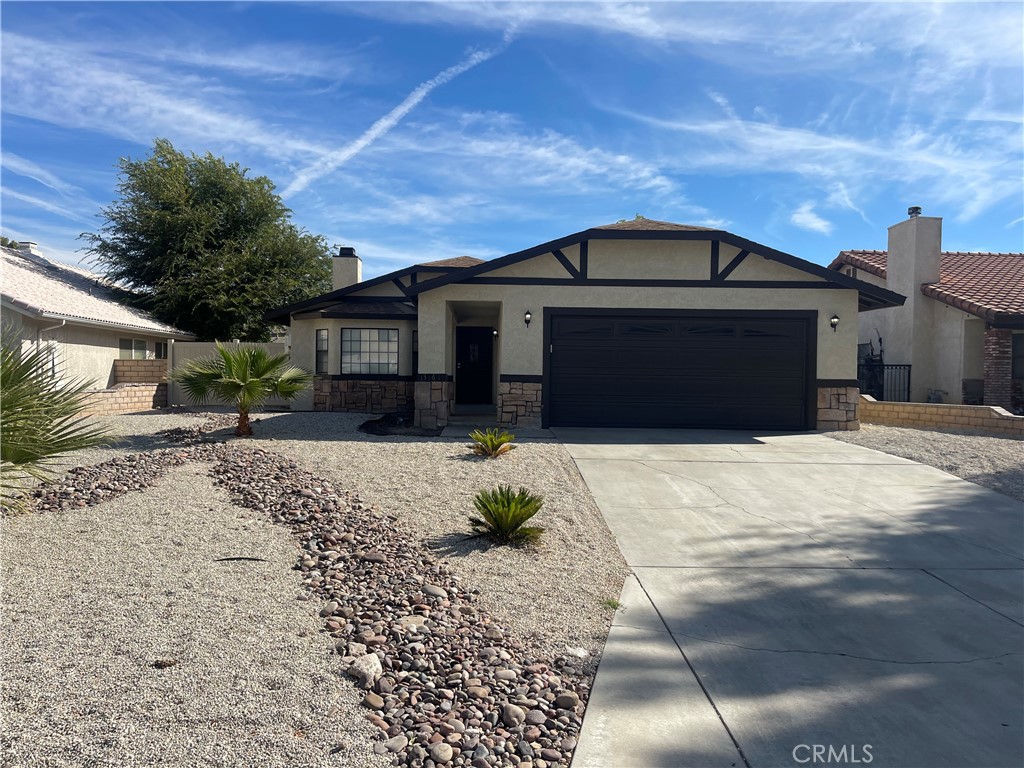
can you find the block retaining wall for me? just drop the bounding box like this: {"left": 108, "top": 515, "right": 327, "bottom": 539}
{"left": 112, "top": 358, "right": 168, "bottom": 384}
{"left": 83, "top": 383, "right": 168, "bottom": 416}
{"left": 860, "top": 395, "right": 1024, "bottom": 437}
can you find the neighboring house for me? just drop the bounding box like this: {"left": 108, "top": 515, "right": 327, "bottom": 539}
{"left": 829, "top": 211, "right": 1023, "bottom": 412}
{"left": 269, "top": 219, "right": 905, "bottom": 431}
{"left": 1, "top": 241, "right": 193, "bottom": 398}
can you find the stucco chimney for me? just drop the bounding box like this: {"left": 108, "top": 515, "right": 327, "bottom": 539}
{"left": 18, "top": 241, "right": 41, "bottom": 256}
{"left": 333, "top": 246, "right": 362, "bottom": 290}
{"left": 886, "top": 208, "right": 942, "bottom": 401}
{"left": 886, "top": 208, "right": 941, "bottom": 295}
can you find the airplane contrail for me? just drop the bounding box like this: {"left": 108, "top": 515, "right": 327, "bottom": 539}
{"left": 282, "top": 27, "right": 517, "bottom": 198}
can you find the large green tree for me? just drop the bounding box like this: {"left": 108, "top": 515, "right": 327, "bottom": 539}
{"left": 82, "top": 139, "right": 331, "bottom": 341}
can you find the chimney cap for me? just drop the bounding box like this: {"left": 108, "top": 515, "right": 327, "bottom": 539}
{"left": 18, "top": 240, "right": 39, "bottom": 251}
{"left": 336, "top": 246, "right": 358, "bottom": 259}
{"left": 908, "top": 206, "right": 922, "bottom": 218}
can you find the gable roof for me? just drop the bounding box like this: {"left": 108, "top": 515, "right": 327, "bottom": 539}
{"left": 266, "top": 254, "right": 484, "bottom": 322}
{"left": 1, "top": 246, "right": 193, "bottom": 337}
{"left": 405, "top": 220, "right": 905, "bottom": 311}
{"left": 830, "top": 249, "right": 1024, "bottom": 324}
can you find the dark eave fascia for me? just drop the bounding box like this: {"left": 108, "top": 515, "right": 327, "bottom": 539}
{"left": 265, "top": 265, "right": 421, "bottom": 321}
{"left": 407, "top": 227, "right": 907, "bottom": 310}
{"left": 318, "top": 311, "right": 418, "bottom": 321}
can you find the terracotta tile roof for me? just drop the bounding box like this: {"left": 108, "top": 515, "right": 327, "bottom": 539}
{"left": 595, "top": 218, "right": 717, "bottom": 232}
{"left": 417, "top": 255, "right": 486, "bottom": 268}
{"left": 1, "top": 246, "right": 192, "bottom": 336}
{"left": 830, "top": 249, "right": 1024, "bottom": 321}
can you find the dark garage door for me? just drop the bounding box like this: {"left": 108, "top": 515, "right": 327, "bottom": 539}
{"left": 547, "top": 312, "right": 812, "bottom": 430}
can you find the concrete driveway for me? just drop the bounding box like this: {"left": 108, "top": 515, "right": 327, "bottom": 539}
{"left": 554, "top": 428, "right": 1023, "bottom": 768}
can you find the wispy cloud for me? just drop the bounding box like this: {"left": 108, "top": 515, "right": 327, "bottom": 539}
{"left": 1, "top": 32, "right": 332, "bottom": 162}
{"left": 609, "top": 105, "right": 1021, "bottom": 222}
{"left": 1, "top": 153, "right": 83, "bottom": 196}
{"left": 282, "top": 27, "right": 518, "bottom": 197}
{"left": 790, "top": 203, "right": 833, "bottom": 235}
{"left": 1, "top": 189, "right": 95, "bottom": 225}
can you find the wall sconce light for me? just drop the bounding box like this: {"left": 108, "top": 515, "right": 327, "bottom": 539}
{"left": 492, "top": 328, "right": 499, "bottom": 337}
{"left": 524, "top": 310, "right": 532, "bottom": 328}
{"left": 830, "top": 314, "right": 840, "bottom": 333}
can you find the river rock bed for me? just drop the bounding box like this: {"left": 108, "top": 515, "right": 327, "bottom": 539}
{"left": 17, "top": 433, "right": 590, "bottom": 767}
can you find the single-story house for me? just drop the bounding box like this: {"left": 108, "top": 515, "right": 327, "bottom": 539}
{"left": 829, "top": 210, "right": 1023, "bottom": 411}
{"left": 1, "top": 241, "right": 193, "bottom": 393}
{"left": 269, "top": 219, "right": 905, "bottom": 431}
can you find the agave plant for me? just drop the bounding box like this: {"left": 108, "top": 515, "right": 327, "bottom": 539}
{"left": 172, "top": 342, "right": 312, "bottom": 436}
{"left": 470, "top": 484, "right": 545, "bottom": 545}
{"left": 468, "top": 427, "right": 516, "bottom": 457}
{"left": 1, "top": 334, "right": 109, "bottom": 509}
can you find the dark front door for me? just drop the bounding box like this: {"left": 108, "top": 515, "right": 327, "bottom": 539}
{"left": 455, "top": 326, "right": 494, "bottom": 404}
{"left": 547, "top": 312, "right": 812, "bottom": 430}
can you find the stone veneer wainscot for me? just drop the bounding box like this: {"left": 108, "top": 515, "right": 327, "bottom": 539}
{"left": 816, "top": 385, "right": 860, "bottom": 430}
{"left": 313, "top": 377, "right": 414, "bottom": 413}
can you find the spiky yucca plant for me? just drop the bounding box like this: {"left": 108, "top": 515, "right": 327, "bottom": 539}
{"left": 1, "top": 336, "right": 109, "bottom": 509}
{"left": 470, "top": 484, "right": 545, "bottom": 545}
{"left": 468, "top": 427, "right": 516, "bottom": 457}
{"left": 172, "top": 342, "right": 312, "bottom": 436}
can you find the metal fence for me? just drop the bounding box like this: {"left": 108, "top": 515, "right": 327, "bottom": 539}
{"left": 857, "top": 362, "right": 911, "bottom": 402}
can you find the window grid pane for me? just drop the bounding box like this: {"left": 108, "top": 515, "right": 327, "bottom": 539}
{"left": 315, "top": 329, "right": 329, "bottom": 374}
{"left": 340, "top": 328, "right": 398, "bottom": 374}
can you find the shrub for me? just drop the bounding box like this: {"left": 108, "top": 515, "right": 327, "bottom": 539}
{"left": 172, "top": 342, "right": 312, "bottom": 436}
{"left": 470, "top": 484, "right": 545, "bottom": 544}
{"left": 468, "top": 427, "right": 515, "bottom": 457}
{"left": 1, "top": 333, "right": 109, "bottom": 510}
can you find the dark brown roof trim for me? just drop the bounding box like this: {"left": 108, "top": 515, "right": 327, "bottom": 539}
{"left": 406, "top": 227, "right": 906, "bottom": 310}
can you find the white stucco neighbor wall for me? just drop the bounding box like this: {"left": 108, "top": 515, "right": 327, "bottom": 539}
{"left": 2, "top": 306, "right": 170, "bottom": 388}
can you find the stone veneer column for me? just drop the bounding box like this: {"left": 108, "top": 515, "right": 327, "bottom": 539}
{"left": 497, "top": 381, "right": 542, "bottom": 428}
{"left": 983, "top": 327, "right": 1013, "bottom": 409}
{"left": 816, "top": 385, "right": 860, "bottom": 430}
{"left": 414, "top": 379, "right": 452, "bottom": 429}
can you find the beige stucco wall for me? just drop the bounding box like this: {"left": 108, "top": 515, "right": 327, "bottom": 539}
{"left": 289, "top": 317, "right": 415, "bottom": 410}
{"left": 418, "top": 282, "right": 858, "bottom": 380}
{"left": 2, "top": 307, "right": 170, "bottom": 388}
{"left": 587, "top": 240, "right": 712, "bottom": 280}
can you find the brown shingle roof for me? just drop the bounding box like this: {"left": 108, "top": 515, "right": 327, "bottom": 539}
{"left": 595, "top": 218, "right": 717, "bottom": 232}
{"left": 417, "top": 256, "right": 486, "bottom": 268}
{"left": 830, "top": 249, "right": 1024, "bottom": 321}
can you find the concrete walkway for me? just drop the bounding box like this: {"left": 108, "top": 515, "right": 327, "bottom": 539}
{"left": 554, "top": 428, "right": 1023, "bottom": 768}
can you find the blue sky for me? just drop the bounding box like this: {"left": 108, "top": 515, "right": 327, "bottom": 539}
{"left": 2, "top": 1, "right": 1022, "bottom": 279}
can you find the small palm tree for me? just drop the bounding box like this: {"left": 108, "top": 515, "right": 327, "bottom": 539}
{"left": 172, "top": 343, "right": 312, "bottom": 436}
{"left": 1, "top": 334, "right": 109, "bottom": 509}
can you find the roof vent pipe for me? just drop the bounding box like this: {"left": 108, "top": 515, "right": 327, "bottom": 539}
{"left": 908, "top": 206, "right": 922, "bottom": 218}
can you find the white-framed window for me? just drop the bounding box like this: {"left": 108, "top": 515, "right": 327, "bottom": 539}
{"left": 119, "top": 338, "right": 148, "bottom": 360}
{"left": 315, "top": 329, "right": 329, "bottom": 374}
{"left": 154, "top": 341, "right": 168, "bottom": 360}
{"left": 341, "top": 328, "right": 398, "bottom": 375}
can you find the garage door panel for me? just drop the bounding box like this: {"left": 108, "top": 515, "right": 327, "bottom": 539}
{"left": 550, "top": 374, "right": 804, "bottom": 401}
{"left": 547, "top": 313, "right": 811, "bottom": 430}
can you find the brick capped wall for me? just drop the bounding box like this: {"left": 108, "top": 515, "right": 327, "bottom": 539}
{"left": 860, "top": 395, "right": 1023, "bottom": 437}
{"left": 313, "top": 377, "right": 413, "bottom": 413}
{"left": 498, "top": 382, "right": 542, "bottom": 428}
{"left": 112, "top": 358, "right": 168, "bottom": 383}
{"left": 816, "top": 386, "right": 860, "bottom": 430}
{"left": 983, "top": 327, "right": 1013, "bottom": 409}
{"left": 82, "top": 383, "right": 167, "bottom": 416}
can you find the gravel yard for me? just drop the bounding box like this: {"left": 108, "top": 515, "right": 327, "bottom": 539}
{"left": 2, "top": 409, "right": 629, "bottom": 767}
{"left": 825, "top": 423, "right": 1023, "bottom": 502}
{"left": 1, "top": 461, "right": 388, "bottom": 768}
